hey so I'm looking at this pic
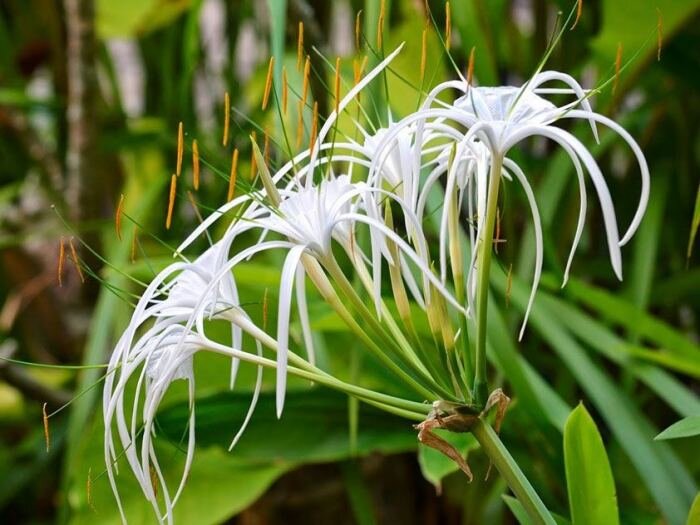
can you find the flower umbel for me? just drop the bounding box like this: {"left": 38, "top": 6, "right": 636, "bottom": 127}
{"left": 104, "top": 36, "right": 649, "bottom": 523}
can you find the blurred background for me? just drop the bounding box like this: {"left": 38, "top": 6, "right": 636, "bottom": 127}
{"left": 0, "top": 0, "right": 699, "bottom": 523}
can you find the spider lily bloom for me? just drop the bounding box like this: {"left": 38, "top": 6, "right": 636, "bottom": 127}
{"left": 103, "top": 243, "right": 268, "bottom": 522}
{"left": 374, "top": 72, "right": 649, "bottom": 336}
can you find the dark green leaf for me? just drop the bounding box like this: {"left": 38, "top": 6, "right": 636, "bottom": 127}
{"left": 157, "top": 388, "right": 418, "bottom": 462}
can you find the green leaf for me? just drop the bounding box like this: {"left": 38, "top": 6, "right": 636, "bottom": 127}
{"left": 655, "top": 416, "right": 700, "bottom": 441}
{"left": 564, "top": 403, "right": 619, "bottom": 525}
{"left": 687, "top": 493, "right": 700, "bottom": 525}
{"left": 417, "top": 430, "right": 478, "bottom": 490}
{"left": 561, "top": 278, "right": 700, "bottom": 360}
{"left": 96, "top": 0, "right": 191, "bottom": 38}
{"left": 157, "top": 388, "right": 418, "bottom": 462}
{"left": 495, "top": 269, "right": 697, "bottom": 525}
{"left": 69, "top": 445, "right": 288, "bottom": 525}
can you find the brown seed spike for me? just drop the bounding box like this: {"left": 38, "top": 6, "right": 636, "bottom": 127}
{"left": 115, "top": 193, "right": 124, "bottom": 241}
{"left": 68, "top": 238, "right": 85, "bottom": 283}
{"left": 228, "top": 148, "right": 239, "bottom": 202}
{"left": 571, "top": 0, "right": 583, "bottom": 30}
{"left": 355, "top": 10, "right": 362, "bottom": 50}
{"left": 467, "top": 46, "right": 475, "bottom": 85}
{"left": 302, "top": 56, "right": 311, "bottom": 106}
{"left": 192, "top": 139, "right": 200, "bottom": 190}
{"left": 656, "top": 8, "right": 663, "bottom": 61}
{"left": 282, "top": 66, "right": 289, "bottom": 115}
{"left": 420, "top": 28, "right": 428, "bottom": 84}
{"left": 297, "top": 21, "right": 304, "bottom": 71}
{"left": 166, "top": 174, "right": 177, "bottom": 230}
{"left": 57, "top": 237, "right": 65, "bottom": 287}
{"left": 150, "top": 464, "right": 159, "bottom": 499}
{"left": 377, "top": 0, "right": 385, "bottom": 48}
{"left": 296, "top": 100, "right": 305, "bottom": 149}
{"left": 445, "top": 2, "right": 452, "bottom": 51}
{"left": 42, "top": 403, "right": 50, "bottom": 452}
{"left": 334, "top": 57, "right": 341, "bottom": 115}
{"left": 223, "top": 92, "right": 230, "bottom": 147}
{"left": 131, "top": 226, "right": 138, "bottom": 263}
{"left": 262, "top": 56, "right": 275, "bottom": 111}
{"left": 176, "top": 121, "right": 184, "bottom": 177}
{"left": 613, "top": 42, "right": 623, "bottom": 94}
{"left": 309, "top": 101, "right": 318, "bottom": 152}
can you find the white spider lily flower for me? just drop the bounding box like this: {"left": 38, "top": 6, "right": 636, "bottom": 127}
{"left": 452, "top": 80, "right": 649, "bottom": 269}
{"left": 375, "top": 73, "right": 649, "bottom": 336}
{"left": 103, "top": 243, "right": 267, "bottom": 523}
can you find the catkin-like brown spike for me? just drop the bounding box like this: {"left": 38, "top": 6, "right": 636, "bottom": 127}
{"left": 377, "top": 0, "right": 385, "bottom": 48}
{"left": 467, "top": 47, "right": 476, "bottom": 85}
{"left": 68, "top": 238, "right": 85, "bottom": 283}
{"left": 613, "top": 42, "right": 623, "bottom": 94}
{"left": 302, "top": 56, "right": 311, "bottom": 105}
{"left": 166, "top": 174, "right": 177, "bottom": 230}
{"left": 296, "top": 100, "right": 305, "bottom": 149}
{"left": 420, "top": 28, "right": 428, "bottom": 84}
{"left": 176, "top": 121, "right": 184, "bottom": 176}
{"left": 57, "top": 238, "right": 65, "bottom": 287}
{"left": 571, "top": 0, "right": 582, "bottom": 30}
{"left": 282, "top": 66, "right": 288, "bottom": 115}
{"left": 355, "top": 10, "right": 362, "bottom": 50}
{"left": 262, "top": 56, "right": 275, "bottom": 110}
{"left": 150, "top": 465, "right": 159, "bottom": 499}
{"left": 192, "top": 139, "right": 200, "bottom": 190}
{"left": 115, "top": 193, "right": 124, "bottom": 240}
{"left": 445, "top": 2, "right": 451, "bottom": 51}
{"left": 223, "top": 92, "right": 230, "bottom": 147}
{"left": 131, "top": 226, "right": 138, "bottom": 263}
{"left": 309, "top": 101, "right": 318, "bottom": 152}
{"left": 228, "top": 148, "right": 239, "bottom": 202}
{"left": 297, "top": 22, "right": 304, "bottom": 71}
{"left": 334, "top": 57, "right": 341, "bottom": 115}
{"left": 42, "top": 403, "right": 50, "bottom": 452}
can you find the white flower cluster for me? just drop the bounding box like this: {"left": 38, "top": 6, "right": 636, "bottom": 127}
{"left": 104, "top": 44, "right": 649, "bottom": 523}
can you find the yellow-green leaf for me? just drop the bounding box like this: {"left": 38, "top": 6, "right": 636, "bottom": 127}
{"left": 564, "top": 403, "right": 619, "bottom": 525}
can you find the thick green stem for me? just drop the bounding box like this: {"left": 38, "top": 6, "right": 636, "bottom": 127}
{"left": 471, "top": 419, "right": 555, "bottom": 525}
{"left": 473, "top": 154, "right": 503, "bottom": 407}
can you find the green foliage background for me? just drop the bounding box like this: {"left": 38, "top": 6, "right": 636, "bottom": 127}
{"left": 0, "top": 0, "right": 699, "bottom": 523}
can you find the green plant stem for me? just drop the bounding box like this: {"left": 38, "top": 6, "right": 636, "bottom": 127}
{"left": 471, "top": 418, "right": 555, "bottom": 525}
{"left": 473, "top": 154, "right": 503, "bottom": 407}
{"left": 322, "top": 255, "right": 448, "bottom": 400}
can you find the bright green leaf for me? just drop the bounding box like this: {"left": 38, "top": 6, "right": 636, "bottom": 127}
{"left": 687, "top": 493, "right": 700, "bottom": 525}
{"left": 564, "top": 403, "right": 619, "bottom": 525}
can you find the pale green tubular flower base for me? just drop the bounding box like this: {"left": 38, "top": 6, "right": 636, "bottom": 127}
{"left": 471, "top": 418, "right": 556, "bottom": 525}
